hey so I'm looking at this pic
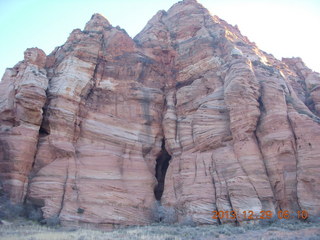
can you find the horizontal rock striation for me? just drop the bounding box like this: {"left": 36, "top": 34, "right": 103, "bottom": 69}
{"left": 0, "top": 0, "right": 319, "bottom": 228}
{"left": 0, "top": 48, "right": 48, "bottom": 202}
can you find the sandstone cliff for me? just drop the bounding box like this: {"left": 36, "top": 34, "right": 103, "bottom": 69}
{"left": 0, "top": 0, "right": 319, "bottom": 228}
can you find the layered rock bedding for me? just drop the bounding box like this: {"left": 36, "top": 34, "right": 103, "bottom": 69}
{"left": 0, "top": 0, "right": 319, "bottom": 228}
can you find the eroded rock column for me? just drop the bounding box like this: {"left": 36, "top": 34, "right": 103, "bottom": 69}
{"left": 0, "top": 48, "right": 48, "bottom": 202}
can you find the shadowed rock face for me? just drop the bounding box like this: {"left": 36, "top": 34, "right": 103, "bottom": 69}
{"left": 154, "top": 139, "right": 171, "bottom": 201}
{"left": 0, "top": 0, "right": 320, "bottom": 228}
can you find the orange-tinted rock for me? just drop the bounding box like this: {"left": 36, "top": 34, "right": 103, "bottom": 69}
{"left": 0, "top": 48, "right": 48, "bottom": 202}
{"left": 0, "top": 0, "right": 319, "bottom": 227}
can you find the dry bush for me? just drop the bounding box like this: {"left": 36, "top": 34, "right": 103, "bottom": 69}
{"left": 151, "top": 201, "right": 177, "bottom": 224}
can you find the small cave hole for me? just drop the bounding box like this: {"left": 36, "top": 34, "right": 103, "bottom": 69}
{"left": 38, "top": 120, "right": 50, "bottom": 136}
{"left": 39, "top": 127, "right": 49, "bottom": 136}
{"left": 154, "top": 139, "right": 171, "bottom": 201}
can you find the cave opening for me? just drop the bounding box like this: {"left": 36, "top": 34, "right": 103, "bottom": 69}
{"left": 154, "top": 139, "right": 171, "bottom": 201}
{"left": 39, "top": 126, "right": 49, "bottom": 136}
{"left": 38, "top": 115, "right": 50, "bottom": 137}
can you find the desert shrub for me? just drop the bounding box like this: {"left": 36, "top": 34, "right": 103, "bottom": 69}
{"left": 218, "top": 227, "right": 231, "bottom": 236}
{"left": 151, "top": 201, "right": 177, "bottom": 224}
{"left": 25, "top": 204, "right": 43, "bottom": 221}
{"left": 151, "top": 200, "right": 162, "bottom": 222}
{"left": 0, "top": 195, "right": 24, "bottom": 220}
{"left": 41, "top": 215, "right": 60, "bottom": 227}
{"left": 236, "top": 227, "right": 246, "bottom": 234}
{"left": 180, "top": 216, "right": 196, "bottom": 227}
{"left": 306, "top": 215, "right": 320, "bottom": 223}
{"left": 268, "top": 226, "right": 281, "bottom": 231}
{"left": 0, "top": 189, "right": 45, "bottom": 222}
{"left": 161, "top": 206, "right": 177, "bottom": 224}
{"left": 77, "top": 208, "right": 85, "bottom": 214}
{"left": 307, "top": 235, "right": 320, "bottom": 240}
{"left": 77, "top": 235, "right": 86, "bottom": 240}
{"left": 258, "top": 215, "right": 278, "bottom": 226}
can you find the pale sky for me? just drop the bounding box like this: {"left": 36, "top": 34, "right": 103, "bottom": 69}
{"left": 0, "top": 0, "right": 319, "bottom": 78}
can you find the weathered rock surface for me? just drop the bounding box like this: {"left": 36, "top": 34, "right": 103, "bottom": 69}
{"left": 0, "top": 48, "right": 48, "bottom": 202}
{"left": 0, "top": 0, "right": 319, "bottom": 228}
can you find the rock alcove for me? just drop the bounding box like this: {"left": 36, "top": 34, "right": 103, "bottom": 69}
{"left": 154, "top": 139, "right": 171, "bottom": 201}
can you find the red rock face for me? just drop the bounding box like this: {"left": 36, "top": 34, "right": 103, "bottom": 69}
{"left": 0, "top": 48, "right": 48, "bottom": 202}
{"left": 0, "top": 0, "right": 319, "bottom": 227}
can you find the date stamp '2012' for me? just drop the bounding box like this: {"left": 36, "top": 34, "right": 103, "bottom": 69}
{"left": 212, "top": 210, "right": 309, "bottom": 220}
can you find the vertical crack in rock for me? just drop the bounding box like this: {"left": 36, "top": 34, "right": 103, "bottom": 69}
{"left": 24, "top": 108, "right": 50, "bottom": 206}
{"left": 254, "top": 94, "right": 278, "bottom": 209}
{"left": 286, "top": 112, "right": 303, "bottom": 212}
{"left": 154, "top": 139, "right": 171, "bottom": 201}
{"left": 208, "top": 158, "right": 218, "bottom": 222}
{"left": 58, "top": 161, "right": 70, "bottom": 217}
{"left": 71, "top": 34, "right": 105, "bottom": 208}
{"left": 253, "top": 126, "right": 277, "bottom": 209}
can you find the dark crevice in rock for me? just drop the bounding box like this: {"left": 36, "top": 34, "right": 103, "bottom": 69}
{"left": 39, "top": 125, "right": 49, "bottom": 136}
{"left": 286, "top": 114, "right": 303, "bottom": 212}
{"left": 257, "top": 95, "right": 265, "bottom": 114}
{"left": 57, "top": 162, "right": 69, "bottom": 218}
{"left": 154, "top": 139, "right": 171, "bottom": 201}
{"left": 254, "top": 91, "right": 278, "bottom": 209}
{"left": 25, "top": 94, "right": 50, "bottom": 202}
{"left": 175, "top": 76, "right": 200, "bottom": 89}
{"left": 72, "top": 41, "right": 105, "bottom": 209}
